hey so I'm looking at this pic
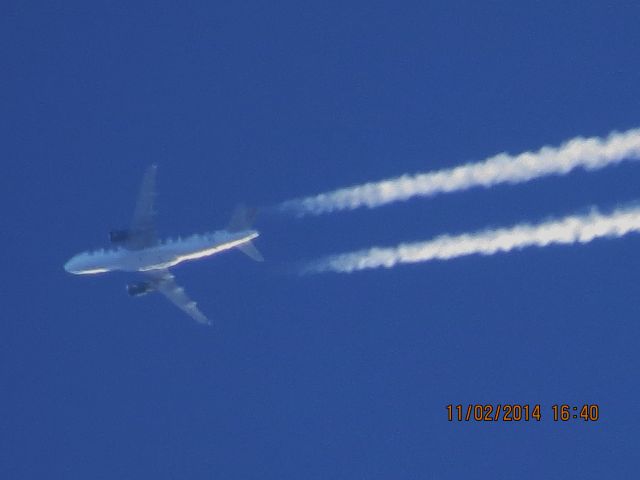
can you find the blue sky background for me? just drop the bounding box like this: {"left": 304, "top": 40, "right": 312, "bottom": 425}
{"left": 2, "top": 1, "right": 640, "bottom": 478}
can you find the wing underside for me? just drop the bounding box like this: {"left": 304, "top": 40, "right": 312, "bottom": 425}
{"left": 144, "top": 269, "right": 210, "bottom": 325}
{"left": 121, "top": 166, "right": 210, "bottom": 324}
{"left": 126, "top": 165, "right": 158, "bottom": 250}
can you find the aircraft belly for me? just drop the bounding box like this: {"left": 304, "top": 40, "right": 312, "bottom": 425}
{"left": 171, "top": 234, "right": 257, "bottom": 265}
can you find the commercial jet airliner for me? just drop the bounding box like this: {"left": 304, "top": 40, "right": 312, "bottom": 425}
{"left": 64, "top": 165, "right": 263, "bottom": 325}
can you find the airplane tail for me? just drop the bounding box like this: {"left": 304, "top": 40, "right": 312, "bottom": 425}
{"left": 228, "top": 205, "right": 265, "bottom": 262}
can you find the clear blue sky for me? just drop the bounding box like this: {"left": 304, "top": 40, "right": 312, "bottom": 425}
{"left": 2, "top": 2, "right": 640, "bottom": 478}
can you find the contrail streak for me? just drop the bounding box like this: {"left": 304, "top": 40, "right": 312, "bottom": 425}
{"left": 303, "top": 206, "right": 640, "bottom": 274}
{"left": 281, "top": 128, "right": 640, "bottom": 216}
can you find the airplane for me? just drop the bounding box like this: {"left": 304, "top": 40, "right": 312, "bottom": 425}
{"left": 64, "top": 165, "right": 263, "bottom": 325}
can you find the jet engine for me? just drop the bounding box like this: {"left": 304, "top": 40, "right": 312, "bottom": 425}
{"left": 126, "top": 282, "right": 154, "bottom": 297}
{"left": 109, "top": 229, "right": 130, "bottom": 244}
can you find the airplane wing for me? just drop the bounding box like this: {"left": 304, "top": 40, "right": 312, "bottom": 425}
{"left": 126, "top": 165, "right": 158, "bottom": 250}
{"left": 145, "top": 269, "right": 211, "bottom": 325}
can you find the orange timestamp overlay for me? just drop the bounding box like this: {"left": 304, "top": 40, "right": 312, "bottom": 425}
{"left": 446, "top": 404, "right": 600, "bottom": 422}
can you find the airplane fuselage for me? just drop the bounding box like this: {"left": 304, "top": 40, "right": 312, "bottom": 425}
{"left": 64, "top": 229, "right": 259, "bottom": 275}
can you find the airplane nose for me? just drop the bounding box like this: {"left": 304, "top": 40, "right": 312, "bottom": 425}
{"left": 64, "top": 257, "right": 76, "bottom": 273}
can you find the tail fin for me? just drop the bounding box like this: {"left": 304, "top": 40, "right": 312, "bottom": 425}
{"left": 228, "top": 205, "right": 264, "bottom": 262}
{"left": 228, "top": 204, "right": 258, "bottom": 232}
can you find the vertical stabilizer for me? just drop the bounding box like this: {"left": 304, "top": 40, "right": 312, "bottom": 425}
{"left": 228, "top": 205, "right": 264, "bottom": 262}
{"left": 228, "top": 204, "right": 258, "bottom": 232}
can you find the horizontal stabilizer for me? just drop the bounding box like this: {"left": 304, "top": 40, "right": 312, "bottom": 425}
{"left": 237, "top": 240, "right": 264, "bottom": 262}
{"left": 227, "top": 205, "right": 264, "bottom": 261}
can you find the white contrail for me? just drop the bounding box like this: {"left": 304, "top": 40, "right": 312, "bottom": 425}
{"left": 303, "top": 206, "right": 640, "bottom": 274}
{"left": 281, "top": 128, "right": 640, "bottom": 216}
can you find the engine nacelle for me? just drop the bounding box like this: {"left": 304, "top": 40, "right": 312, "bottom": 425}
{"left": 109, "top": 229, "right": 130, "bottom": 244}
{"left": 126, "top": 282, "right": 154, "bottom": 297}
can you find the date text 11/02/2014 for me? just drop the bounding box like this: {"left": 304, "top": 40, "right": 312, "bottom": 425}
{"left": 446, "top": 404, "right": 600, "bottom": 422}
